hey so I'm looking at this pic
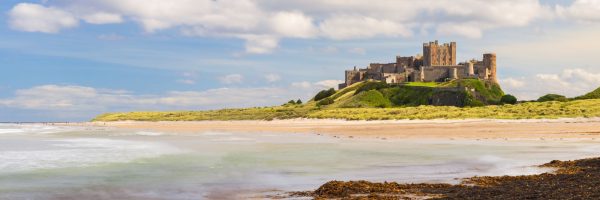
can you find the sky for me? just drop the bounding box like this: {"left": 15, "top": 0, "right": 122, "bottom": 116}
{"left": 1, "top": 0, "right": 600, "bottom": 121}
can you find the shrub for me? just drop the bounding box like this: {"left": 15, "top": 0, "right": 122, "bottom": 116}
{"left": 538, "top": 94, "right": 568, "bottom": 102}
{"left": 383, "top": 86, "right": 434, "bottom": 106}
{"left": 342, "top": 90, "right": 391, "bottom": 108}
{"left": 354, "top": 81, "right": 389, "bottom": 95}
{"left": 500, "top": 94, "right": 517, "bottom": 105}
{"left": 465, "top": 93, "right": 485, "bottom": 107}
{"left": 314, "top": 88, "right": 336, "bottom": 101}
{"left": 317, "top": 98, "right": 334, "bottom": 106}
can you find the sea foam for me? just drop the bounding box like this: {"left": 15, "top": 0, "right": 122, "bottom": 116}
{"left": 0, "top": 138, "right": 183, "bottom": 173}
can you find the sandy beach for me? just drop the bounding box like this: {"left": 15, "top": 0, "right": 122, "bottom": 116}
{"left": 82, "top": 118, "right": 600, "bottom": 140}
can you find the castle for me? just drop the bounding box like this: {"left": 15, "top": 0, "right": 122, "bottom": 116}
{"left": 339, "top": 40, "right": 497, "bottom": 89}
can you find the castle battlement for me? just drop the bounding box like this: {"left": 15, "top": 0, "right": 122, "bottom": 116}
{"left": 339, "top": 40, "right": 497, "bottom": 89}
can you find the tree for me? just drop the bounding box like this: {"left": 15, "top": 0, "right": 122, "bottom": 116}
{"left": 314, "top": 88, "right": 336, "bottom": 101}
{"left": 296, "top": 99, "right": 302, "bottom": 104}
{"left": 538, "top": 94, "right": 568, "bottom": 102}
{"left": 500, "top": 94, "right": 517, "bottom": 105}
{"left": 317, "top": 98, "right": 334, "bottom": 106}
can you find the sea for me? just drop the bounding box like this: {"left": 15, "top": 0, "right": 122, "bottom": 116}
{"left": 1, "top": 123, "right": 599, "bottom": 199}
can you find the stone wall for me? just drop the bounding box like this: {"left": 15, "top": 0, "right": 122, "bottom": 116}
{"left": 420, "top": 66, "right": 450, "bottom": 82}
{"left": 423, "top": 40, "right": 456, "bottom": 66}
{"left": 344, "top": 70, "right": 365, "bottom": 86}
{"left": 339, "top": 41, "right": 497, "bottom": 89}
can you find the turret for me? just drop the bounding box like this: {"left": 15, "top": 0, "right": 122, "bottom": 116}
{"left": 450, "top": 68, "right": 458, "bottom": 80}
{"left": 467, "top": 62, "right": 474, "bottom": 76}
{"left": 419, "top": 66, "right": 425, "bottom": 81}
{"left": 483, "top": 53, "right": 497, "bottom": 82}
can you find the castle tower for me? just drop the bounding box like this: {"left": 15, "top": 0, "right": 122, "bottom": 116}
{"left": 423, "top": 40, "right": 456, "bottom": 66}
{"left": 450, "top": 68, "right": 458, "bottom": 79}
{"left": 449, "top": 42, "right": 457, "bottom": 65}
{"left": 467, "top": 62, "right": 474, "bottom": 76}
{"left": 419, "top": 66, "right": 425, "bottom": 81}
{"left": 483, "top": 53, "right": 497, "bottom": 82}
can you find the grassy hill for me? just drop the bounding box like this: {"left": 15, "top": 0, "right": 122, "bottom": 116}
{"left": 93, "top": 80, "right": 600, "bottom": 121}
{"left": 575, "top": 87, "right": 600, "bottom": 100}
{"left": 314, "top": 79, "right": 503, "bottom": 108}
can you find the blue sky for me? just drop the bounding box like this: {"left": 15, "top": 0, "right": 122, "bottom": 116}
{"left": 1, "top": 0, "right": 600, "bottom": 121}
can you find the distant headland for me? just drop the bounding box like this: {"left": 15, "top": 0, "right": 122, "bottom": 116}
{"left": 93, "top": 40, "right": 600, "bottom": 122}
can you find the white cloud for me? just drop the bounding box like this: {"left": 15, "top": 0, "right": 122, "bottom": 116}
{"left": 264, "top": 73, "right": 281, "bottom": 82}
{"left": 6, "top": 0, "right": 561, "bottom": 53}
{"left": 501, "top": 68, "right": 600, "bottom": 100}
{"left": 436, "top": 23, "right": 483, "bottom": 39}
{"left": 242, "top": 35, "right": 279, "bottom": 54}
{"left": 291, "top": 81, "right": 312, "bottom": 89}
{"left": 0, "top": 85, "right": 288, "bottom": 111}
{"left": 8, "top": 3, "right": 78, "bottom": 33}
{"left": 175, "top": 71, "right": 199, "bottom": 85}
{"left": 499, "top": 77, "right": 525, "bottom": 88}
{"left": 556, "top": 0, "right": 600, "bottom": 22}
{"left": 218, "top": 74, "right": 244, "bottom": 84}
{"left": 0, "top": 82, "right": 339, "bottom": 120}
{"left": 314, "top": 80, "right": 343, "bottom": 89}
{"left": 292, "top": 80, "right": 343, "bottom": 90}
{"left": 82, "top": 12, "right": 123, "bottom": 24}
{"left": 270, "top": 11, "right": 316, "bottom": 38}
{"left": 319, "top": 15, "right": 412, "bottom": 40}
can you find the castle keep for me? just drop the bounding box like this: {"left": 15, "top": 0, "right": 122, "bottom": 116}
{"left": 339, "top": 40, "right": 497, "bottom": 89}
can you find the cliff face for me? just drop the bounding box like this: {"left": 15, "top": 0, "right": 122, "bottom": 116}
{"left": 430, "top": 90, "right": 468, "bottom": 106}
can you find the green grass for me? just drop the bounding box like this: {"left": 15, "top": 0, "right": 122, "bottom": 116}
{"left": 307, "top": 99, "right": 600, "bottom": 120}
{"left": 538, "top": 94, "right": 568, "bottom": 102}
{"left": 340, "top": 90, "right": 391, "bottom": 108}
{"left": 92, "top": 81, "right": 600, "bottom": 122}
{"left": 93, "top": 106, "right": 315, "bottom": 121}
{"left": 403, "top": 82, "right": 440, "bottom": 87}
{"left": 576, "top": 87, "right": 600, "bottom": 100}
{"left": 93, "top": 99, "right": 600, "bottom": 121}
{"left": 441, "top": 79, "right": 504, "bottom": 103}
{"left": 381, "top": 86, "right": 434, "bottom": 106}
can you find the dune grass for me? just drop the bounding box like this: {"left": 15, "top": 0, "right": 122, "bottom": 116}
{"left": 92, "top": 81, "right": 600, "bottom": 122}
{"left": 93, "top": 106, "right": 315, "bottom": 121}
{"left": 307, "top": 99, "right": 600, "bottom": 120}
{"left": 93, "top": 99, "right": 600, "bottom": 121}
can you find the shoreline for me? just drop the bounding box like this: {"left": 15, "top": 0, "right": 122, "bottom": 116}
{"left": 289, "top": 156, "right": 600, "bottom": 199}
{"left": 68, "top": 117, "right": 600, "bottom": 140}
{"left": 8, "top": 119, "right": 600, "bottom": 199}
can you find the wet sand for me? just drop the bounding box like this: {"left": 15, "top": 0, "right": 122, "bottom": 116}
{"left": 82, "top": 118, "right": 600, "bottom": 140}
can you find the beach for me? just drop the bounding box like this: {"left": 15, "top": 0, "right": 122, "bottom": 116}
{"left": 85, "top": 118, "right": 600, "bottom": 141}
{"left": 4, "top": 119, "right": 600, "bottom": 199}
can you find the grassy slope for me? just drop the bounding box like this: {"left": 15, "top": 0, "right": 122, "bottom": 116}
{"left": 308, "top": 100, "right": 600, "bottom": 120}
{"left": 403, "top": 82, "right": 440, "bottom": 87}
{"left": 576, "top": 87, "right": 600, "bottom": 100}
{"left": 94, "top": 106, "right": 315, "bottom": 121}
{"left": 93, "top": 81, "right": 600, "bottom": 121}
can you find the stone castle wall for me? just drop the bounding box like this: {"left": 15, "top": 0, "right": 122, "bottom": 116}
{"left": 340, "top": 41, "right": 497, "bottom": 89}
{"left": 423, "top": 40, "right": 456, "bottom": 66}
